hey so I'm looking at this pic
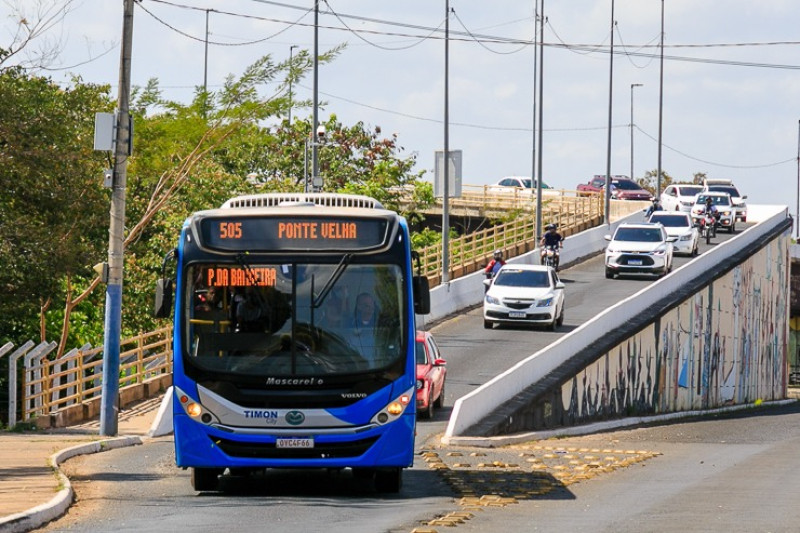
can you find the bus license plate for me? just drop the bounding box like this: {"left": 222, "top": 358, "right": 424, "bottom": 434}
{"left": 276, "top": 438, "right": 314, "bottom": 449}
{"left": 508, "top": 311, "right": 526, "bottom": 318}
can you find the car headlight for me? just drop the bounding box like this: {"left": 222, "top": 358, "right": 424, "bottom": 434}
{"left": 722, "top": 210, "right": 732, "bottom": 216}
{"left": 653, "top": 245, "right": 668, "bottom": 255}
{"left": 416, "top": 379, "right": 424, "bottom": 391}
{"left": 485, "top": 294, "right": 500, "bottom": 305}
{"left": 537, "top": 297, "right": 554, "bottom": 307}
{"left": 679, "top": 234, "right": 692, "bottom": 241}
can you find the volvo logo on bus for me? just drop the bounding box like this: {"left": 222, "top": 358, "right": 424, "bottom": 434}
{"left": 285, "top": 411, "right": 305, "bottom": 425}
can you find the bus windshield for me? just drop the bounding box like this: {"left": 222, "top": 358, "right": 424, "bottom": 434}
{"left": 183, "top": 261, "right": 405, "bottom": 377}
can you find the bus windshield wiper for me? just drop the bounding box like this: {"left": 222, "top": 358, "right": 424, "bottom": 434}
{"left": 313, "top": 253, "right": 352, "bottom": 308}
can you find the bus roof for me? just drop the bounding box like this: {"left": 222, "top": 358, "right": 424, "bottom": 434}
{"left": 222, "top": 193, "right": 384, "bottom": 210}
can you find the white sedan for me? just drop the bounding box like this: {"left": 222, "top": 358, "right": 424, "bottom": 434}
{"left": 488, "top": 176, "right": 561, "bottom": 196}
{"left": 659, "top": 184, "right": 704, "bottom": 212}
{"left": 483, "top": 264, "right": 565, "bottom": 330}
{"left": 647, "top": 211, "right": 699, "bottom": 256}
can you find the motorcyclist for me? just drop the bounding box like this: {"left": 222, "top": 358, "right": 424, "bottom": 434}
{"left": 645, "top": 198, "right": 662, "bottom": 218}
{"left": 484, "top": 249, "right": 506, "bottom": 279}
{"left": 539, "top": 224, "right": 564, "bottom": 271}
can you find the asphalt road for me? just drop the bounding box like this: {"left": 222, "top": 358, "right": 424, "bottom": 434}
{"left": 39, "top": 225, "right": 790, "bottom": 533}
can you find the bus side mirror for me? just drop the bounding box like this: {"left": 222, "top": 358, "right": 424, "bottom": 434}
{"left": 413, "top": 275, "right": 430, "bottom": 315}
{"left": 154, "top": 278, "right": 173, "bottom": 318}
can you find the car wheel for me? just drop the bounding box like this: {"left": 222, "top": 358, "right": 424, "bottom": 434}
{"left": 605, "top": 268, "right": 615, "bottom": 279}
{"left": 556, "top": 306, "right": 564, "bottom": 327}
{"left": 483, "top": 319, "right": 492, "bottom": 329}
{"left": 434, "top": 382, "right": 445, "bottom": 408}
{"left": 729, "top": 222, "right": 736, "bottom": 233}
{"left": 692, "top": 242, "right": 699, "bottom": 256}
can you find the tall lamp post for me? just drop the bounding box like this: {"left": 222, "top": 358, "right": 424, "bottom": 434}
{"left": 656, "top": 0, "right": 665, "bottom": 198}
{"left": 630, "top": 83, "right": 642, "bottom": 180}
{"left": 288, "top": 45, "right": 297, "bottom": 125}
{"left": 603, "top": 0, "right": 615, "bottom": 226}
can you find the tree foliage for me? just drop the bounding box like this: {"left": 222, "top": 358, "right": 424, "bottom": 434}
{"left": 0, "top": 69, "right": 112, "bottom": 344}
{"left": 0, "top": 47, "right": 433, "bottom": 354}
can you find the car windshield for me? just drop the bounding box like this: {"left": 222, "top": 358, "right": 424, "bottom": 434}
{"left": 415, "top": 340, "right": 428, "bottom": 365}
{"left": 614, "top": 227, "right": 664, "bottom": 242}
{"left": 678, "top": 186, "right": 702, "bottom": 196}
{"left": 696, "top": 194, "right": 730, "bottom": 206}
{"left": 707, "top": 185, "right": 741, "bottom": 198}
{"left": 520, "top": 179, "right": 532, "bottom": 188}
{"left": 611, "top": 179, "right": 642, "bottom": 191}
{"left": 493, "top": 269, "right": 550, "bottom": 288}
{"left": 183, "top": 262, "right": 405, "bottom": 377}
{"left": 649, "top": 215, "right": 689, "bottom": 228}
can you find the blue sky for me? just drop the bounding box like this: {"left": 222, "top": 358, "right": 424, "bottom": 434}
{"left": 10, "top": 0, "right": 800, "bottom": 210}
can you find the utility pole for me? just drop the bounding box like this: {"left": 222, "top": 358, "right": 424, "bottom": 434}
{"left": 604, "top": 0, "right": 615, "bottom": 226}
{"left": 442, "top": 0, "right": 450, "bottom": 284}
{"left": 100, "top": 0, "right": 134, "bottom": 436}
{"left": 657, "top": 0, "right": 665, "bottom": 198}
{"left": 535, "top": 0, "right": 544, "bottom": 241}
{"left": 630, "top": 83, "right": 643, "bottom": 181}
{"left": 312, "top": 1, "right": 320, "bottom": 192}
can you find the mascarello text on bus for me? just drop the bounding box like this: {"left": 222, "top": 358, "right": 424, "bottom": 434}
{"left": 154, "top": 193, "right": 430, "bottom": 493}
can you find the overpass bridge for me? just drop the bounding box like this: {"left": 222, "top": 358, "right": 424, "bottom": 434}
{"left": 420, "top": 205, "right": 795, "bottom": 445}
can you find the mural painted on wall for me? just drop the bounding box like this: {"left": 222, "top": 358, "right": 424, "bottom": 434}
{"left": 563, "top": 233, "right": 790, "bottom": 423}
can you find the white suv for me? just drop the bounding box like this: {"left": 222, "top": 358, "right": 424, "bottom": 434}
{"left": 604, "top": 223, "right": 675, "bottom": 279}
{"left": 702, "top": 179, "right": 747, "bottom": 222}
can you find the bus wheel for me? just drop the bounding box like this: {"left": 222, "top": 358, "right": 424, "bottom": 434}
{"left": 191, "top": 467, "right": 222, "bottom": 491}
{"left": 375, "top": 468, "right": 403, "bottom": 493}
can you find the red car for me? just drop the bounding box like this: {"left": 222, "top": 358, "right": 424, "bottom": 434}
{"left": 577, "top": 175, "right": 653, "bottom": 201}
{"left": 415, "top": 330, "right": 447, "bottom": 419}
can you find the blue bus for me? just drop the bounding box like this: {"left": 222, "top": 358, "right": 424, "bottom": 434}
{"left": 154, "top": 193, "right": 430, "bottom": 492}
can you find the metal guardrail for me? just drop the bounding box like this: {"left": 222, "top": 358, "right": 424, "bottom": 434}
{"left": 415, "top": 192, "right": 605, "bottom": 285}
{"left": 3, "top": 327, "right": 173, "bottom": 426}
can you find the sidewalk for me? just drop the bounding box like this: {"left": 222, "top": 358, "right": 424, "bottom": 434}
{"left": 0, "top": 394, "right": 168, "bottom": 533}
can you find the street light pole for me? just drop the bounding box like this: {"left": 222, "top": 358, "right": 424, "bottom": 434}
{"left": 535, "top": 0, "right": 544, "bottom": 240}
{"left": 630, "top": 83, "right": 642, "bottom": 181}
{"left": 288, "top": 45, "right": 297, "bottom": 125}
{"left": 312, "top": 1, "right": 320, "bottom": 191}
{"left": 604, "top": 0, "right": 615, "bottom": 226}
{"left": 442, "top": 0, "right": 451, "bottom": 284}
{"left": 657, "top": 0, "right": 665, "bottom": 198}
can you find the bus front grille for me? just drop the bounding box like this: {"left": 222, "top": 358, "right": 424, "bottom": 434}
{"left": 214, "top": 436, "right": 380, "bottom": 459}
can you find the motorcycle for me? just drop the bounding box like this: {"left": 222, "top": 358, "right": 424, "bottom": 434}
{"left": 699, "top": 210, "right": 719, "bottom": 244}
{"left": 541, "top": 244, "right": 560, "bottom": 270}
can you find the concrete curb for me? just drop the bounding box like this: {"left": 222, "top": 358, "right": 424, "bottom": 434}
{"left": 444, "top": 399, "right": 797, "bottom": 447}
{"left": 0, "top": 436, "right": 142, "bottom": 533}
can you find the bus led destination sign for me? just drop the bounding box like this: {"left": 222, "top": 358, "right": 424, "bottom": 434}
{"left": 197, "top": 215, "right": 390, "bottom": 252}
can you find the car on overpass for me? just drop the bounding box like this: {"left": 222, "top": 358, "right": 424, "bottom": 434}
{"left": 577, "top": 175, "right": 653, "bottom": 201}
{"left": 691, "top": 191, "right": 736, "bottom": 233}
{"left": 488, "top": 176, "right": 560, "bottom": 196}
{"left": 702, "top": 179, "right": 747, "bottom": 222}
{"left": 483, "top": 264, "right": 565, "bottom": 330}
{"left": 604, "top": 222, "right": 675, "bottom": 279}
{"left": 659, "top": 183, "right": 704, "bottom": 212}
{"left": 647, "top": 211, "right": 699, "bottom": 256}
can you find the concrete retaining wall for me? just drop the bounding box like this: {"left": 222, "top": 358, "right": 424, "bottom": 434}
{"left": 442, "top": 205, "right": 791, "bottom": 442}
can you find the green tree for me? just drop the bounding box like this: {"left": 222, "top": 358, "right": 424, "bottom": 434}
{"left": 638, "top": 169, "right": 675, "bottom": 195}
{"left": 0, "top": 68, "right": 112, "bottom": 346}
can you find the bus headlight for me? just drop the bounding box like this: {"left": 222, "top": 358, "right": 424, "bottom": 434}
{"left": 370, "top": 387, "right": 414, "bottom": 425}
{"left": 176, "top": 386, "right": 219, "bottom": 425}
